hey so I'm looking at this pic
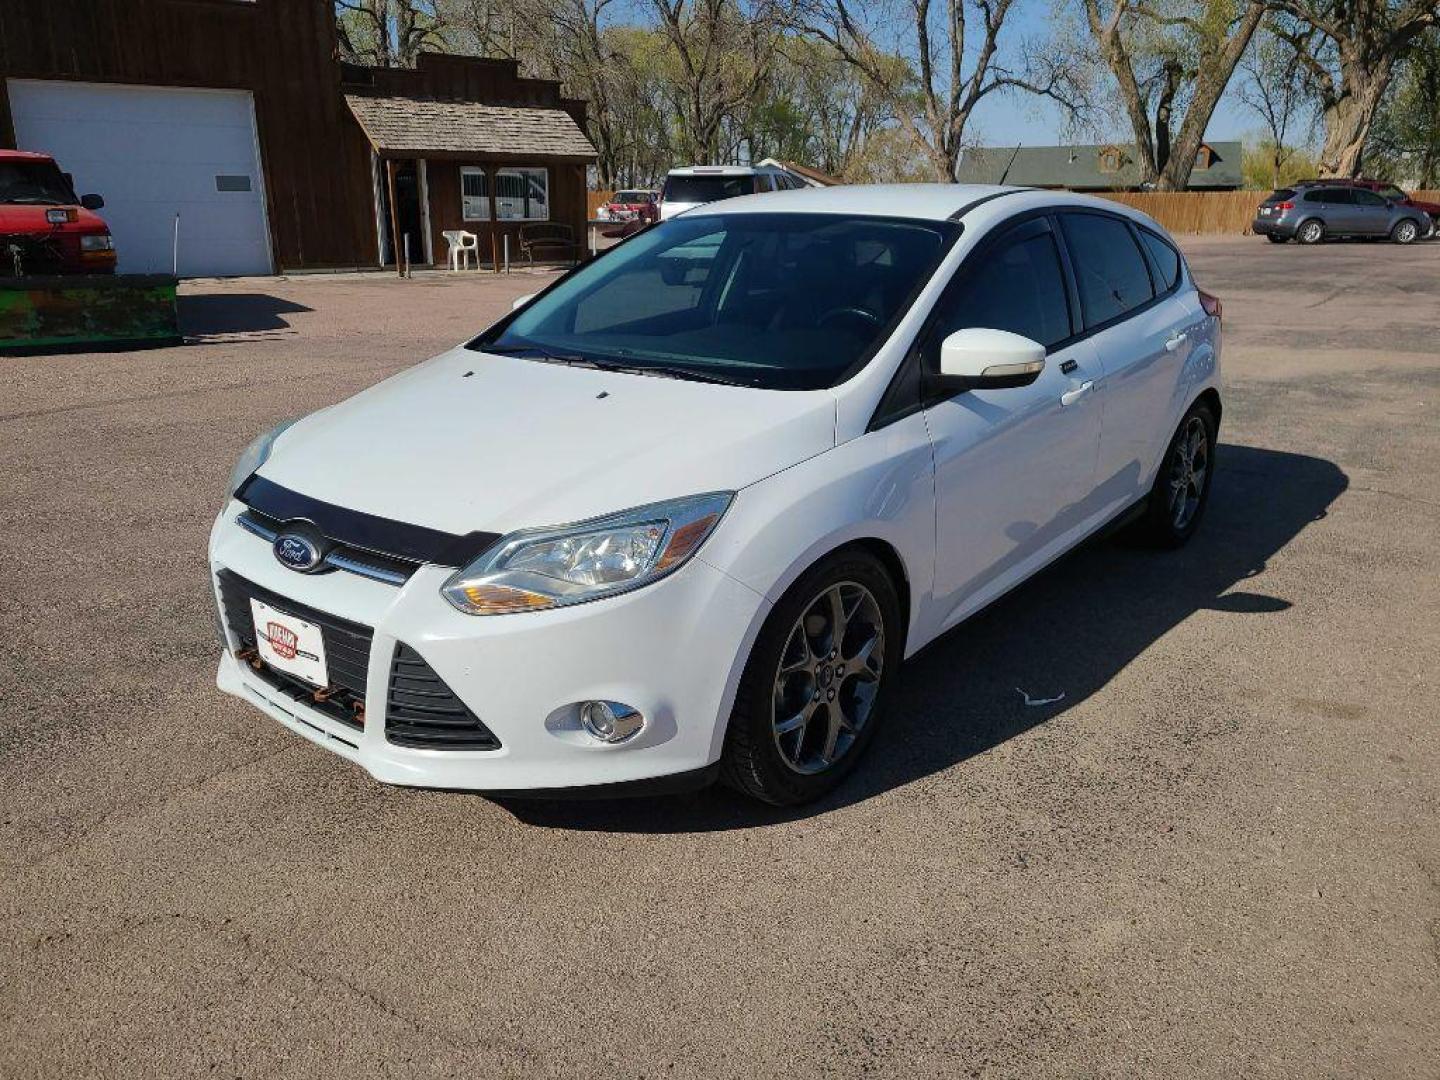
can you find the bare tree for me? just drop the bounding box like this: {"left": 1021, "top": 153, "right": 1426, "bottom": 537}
{"left": 336, "top": 0, "right": 447, "bottom": 67}
{"left": 1269, "top": 0, "right": 1439, "bottom": 177}
{"left": 1074, "top": 0, "right": 1265, "bottom": 190}
{"left": 650, "top": 0, "right": 788, "bottom": 163}
{"left": 1236, "top": 22, "right": 1313, "bottom": 186}
{"left": 798, "top": 0, "right": 1087, "bottom": 181}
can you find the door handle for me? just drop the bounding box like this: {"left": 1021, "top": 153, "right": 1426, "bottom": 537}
{"left": 1165, "top": 331, "right": 1188, "bottom": 352}
{"left": 1060, "top": 380, "right": 1094, "bottom": 406}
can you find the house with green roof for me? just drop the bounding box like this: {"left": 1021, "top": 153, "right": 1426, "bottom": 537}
{"left": 955, "top": 142, "right": 1242, "bottom": 191}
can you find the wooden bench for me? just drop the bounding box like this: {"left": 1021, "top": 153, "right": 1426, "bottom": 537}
{"left": 517, "top": 222, "right": 578, "bottom": 265}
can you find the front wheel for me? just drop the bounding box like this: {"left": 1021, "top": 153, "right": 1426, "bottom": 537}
{"left": 720, "top": 549, "right": 902, "bottom": 805}
{"left": 1391, "top": 219, "right": 1420, "bottom": 245}
{"left": 1135, "top": 402, "right": 1218, "bottom": 548}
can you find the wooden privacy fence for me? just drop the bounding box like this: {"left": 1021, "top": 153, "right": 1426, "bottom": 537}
{"left": 587, "top": 188, "right": 1440, "bottom": 234}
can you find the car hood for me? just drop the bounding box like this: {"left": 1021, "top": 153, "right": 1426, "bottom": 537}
{"left": 256, "top": 345, "right": 837, "bottom": 536}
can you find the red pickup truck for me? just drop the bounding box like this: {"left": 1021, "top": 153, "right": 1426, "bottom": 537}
{"left": 0, "top": 149, "right": 116, "bottom": 275}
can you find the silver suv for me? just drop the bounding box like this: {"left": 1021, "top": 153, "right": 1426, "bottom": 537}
{"left": 658, "top": 165, "right": 800, "bottom": 220}
{"left": 1253, "top": 184, "right": 1431, "bottom": 245}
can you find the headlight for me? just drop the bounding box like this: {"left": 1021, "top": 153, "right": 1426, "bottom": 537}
{"left": 225, "top": 420, "right": 296, "bottom": 502}
{"left": 442, "top": 492, "right": 733, "bottom": 615}
{"left": 80, "top": 234, "right": 114, "bottom": 252}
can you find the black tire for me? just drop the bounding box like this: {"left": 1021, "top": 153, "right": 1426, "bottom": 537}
{"left": 1296, "top": 219, "right": 1325, "bottom": 245}
{"left": 720, "top": 548, "right": 902, "bottom": 806}
{"left": 1391, "top": 219, "right": 1420, "bottom": 245}
{"left": 1266, "top": 234, "right": 1287, "bottom": 244}
{"left": 1135, "top": 401, "right": 1218, "bottom": 549}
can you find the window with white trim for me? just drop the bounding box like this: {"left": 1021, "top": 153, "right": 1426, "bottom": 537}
{"left": 461, "top": 167, "right": 490, "bottom": 221}
{"left": 495, "top": 167, "right": 549, "bottom": 221}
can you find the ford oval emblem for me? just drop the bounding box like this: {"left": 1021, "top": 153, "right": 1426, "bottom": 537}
{"left": 274, "top": 532, "right": 323, "bottom": 573}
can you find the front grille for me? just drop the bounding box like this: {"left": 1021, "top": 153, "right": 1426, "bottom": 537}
{"left": 217, "top": 569, "right": 372, "bottom": 731}
{"left": 385, "top": 644, "right": 501, "bottom": 750}
{"left": 237, "top": 508, "right": 421, "bottom": 586}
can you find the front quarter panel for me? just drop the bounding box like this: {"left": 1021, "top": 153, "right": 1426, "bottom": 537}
{"left": 699, "top": 410, "right": 938, "bottom": 659}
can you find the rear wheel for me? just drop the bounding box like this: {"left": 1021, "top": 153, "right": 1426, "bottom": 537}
{"left": 1135, "top": 402, "right": 1217, "bottom": 548}
{"left": 1296, "top": 219, "right": 1325, "bottom": 245}
{"left": 720, "top": 549, "right": 901, "bottom": 806}
{"left": 1391, "top": 219, "right": 1420, "bottom": 245}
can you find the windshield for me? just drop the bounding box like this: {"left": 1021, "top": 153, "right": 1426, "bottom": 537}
{"left": 0, "top": 160, "right": 76, "bottom": 205}
{"left": 663, "top": 175, "right": 757, "bottom": 204}
{"left": 473, "top": 212, "right": 958, "bottom": 391}
{"left": 614, "top": 191, "right": 650, "bottom": 203}
{"left": 1378, "top": 184, "right": 1407, "bottom": 200}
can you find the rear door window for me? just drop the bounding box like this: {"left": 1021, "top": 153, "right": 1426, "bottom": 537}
{"left": 1059, "top": 212, "right": 1155, "bottom": 328}
{"left": 1353, "top": 189, "right": 1386, "bottom": 207}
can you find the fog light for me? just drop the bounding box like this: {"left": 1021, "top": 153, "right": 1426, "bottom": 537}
{"left": 580, "top": 700, "right": 644, "bottom": 743}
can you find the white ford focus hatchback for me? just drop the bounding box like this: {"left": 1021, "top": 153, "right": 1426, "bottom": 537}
{"left": 211, "top": 184, "right": 1222, "bottom": 805}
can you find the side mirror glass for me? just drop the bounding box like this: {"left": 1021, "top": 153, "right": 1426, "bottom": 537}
{"left": 511, "top": 293, "right": 535, "bottom": 311}
{"left": 80, "top": 193, "right": 105, "bottom": 211}
{"left": 936, "top": 328, "right": 1046, "bottom": 389}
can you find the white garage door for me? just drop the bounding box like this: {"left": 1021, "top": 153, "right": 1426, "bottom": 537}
{"left": 8, "top": 80, "right": 273, "bottom": 277}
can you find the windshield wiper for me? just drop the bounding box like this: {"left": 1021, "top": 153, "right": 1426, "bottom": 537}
{"left": 483, "top": 343, "right": 753, "bottom": 387}
{"left": 481, "top": 343, "right": 607, "bottom": 369}
{"left": 5, "top": 196, "right": 65, "bottom": 205}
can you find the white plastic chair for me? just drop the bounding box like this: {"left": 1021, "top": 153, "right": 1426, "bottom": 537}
{"left": 443, "top": 230, "right": 479, "bottom": 271}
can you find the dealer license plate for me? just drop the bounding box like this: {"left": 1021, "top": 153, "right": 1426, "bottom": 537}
{"left": 250, "top": 598, "right": 329, "bottom": 687}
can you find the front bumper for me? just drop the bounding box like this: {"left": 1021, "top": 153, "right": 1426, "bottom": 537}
{"left": 210, "top": 502, "right": 769, "bottom": 792}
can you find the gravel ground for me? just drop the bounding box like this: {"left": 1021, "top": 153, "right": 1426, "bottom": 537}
{"left": 1, "top": 238, "right": 1437, "bottom": 1078}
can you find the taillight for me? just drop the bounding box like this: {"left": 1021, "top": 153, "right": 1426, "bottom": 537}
{"left": 1199, "top": 289, "right": 1222, "bottom": 321}
{"left": 1272, "top": 201, "right": 1294, "bottom": 210}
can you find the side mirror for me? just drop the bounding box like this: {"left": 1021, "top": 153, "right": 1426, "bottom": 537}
{"left": 80, "top": 193, "right": 105, "bottom": 211}
{"left": 934, "top": 328, "right": 1046, "bottom": 391}
{"left": 511, "top": 293, "right": 535, "bottom": 311}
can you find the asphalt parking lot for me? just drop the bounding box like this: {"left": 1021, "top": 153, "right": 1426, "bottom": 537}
{"left": 2, "top": 236, "right": 1438, "bottom": 1078}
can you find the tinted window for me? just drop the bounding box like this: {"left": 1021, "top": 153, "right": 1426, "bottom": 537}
{"left": 1379, "top": 185, "right": 1407, "bottom": 201}
{"left": 1306, "top": 188, "right": 1352, "bottom": 205}
{"left": 1353, "top": 189, "right": 1386, "bottom": 207}
{"left": 938, "top": 230, "right": 1071, "bottom": 348}
{"left": 662, "top": 175, "right": 757, "bottom": 203}
{"left": 1265, "top": 188, "right": 1296, "bottom": 203}
{"left": 1059, "top": 213, "right": 1154, "bottom": 327}
{"left": 478, "top": 213, "right": 957, "bottom": 390}
{"left": 1138, "top": 229, "right": 1182, "bottom": 292}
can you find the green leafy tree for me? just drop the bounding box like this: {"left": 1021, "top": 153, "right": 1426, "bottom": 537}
{"left": 1367, "top": 28, "right": 1440, "bottom": 187}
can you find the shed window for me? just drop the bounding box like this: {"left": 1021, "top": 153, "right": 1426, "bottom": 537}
{"left": 461, "top": 167, "right": 490, "bottom": 221}
{"left": 495, "top": 168, "right": 549, "bottom": 221}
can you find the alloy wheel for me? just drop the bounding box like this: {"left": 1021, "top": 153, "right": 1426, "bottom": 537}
{"left": 1301, "top": 221, "right": 1323, "bottom": 244}
{"left": 1395, "top": 221, "right": 1418, "bottom": 244}
{"left": 771, "top": 581, "right": 885, "bottom": 775}
{"left": 1168, "top": 416, "right": 1210, "bottom": 530}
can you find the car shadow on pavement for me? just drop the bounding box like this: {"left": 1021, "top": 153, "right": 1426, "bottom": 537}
{"left": 498, "top": 443, "right": 1348, "bottom": 833}
{"left": 179, "top": 293, "right": 314, "bottom": 342}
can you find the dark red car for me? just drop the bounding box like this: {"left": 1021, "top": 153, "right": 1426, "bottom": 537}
{"left": 0, "top": 150, "right": 115, "bottom": 275}
{"left": 599, "top": 189, "right": 659, "bottom": 225}
{"left": 1297, "top": 178, "right": 1440, "bottom": 231}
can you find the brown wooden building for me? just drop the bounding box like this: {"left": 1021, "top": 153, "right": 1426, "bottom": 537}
{"left": 0, "top": 0, "right": 596, "bottom": 276}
